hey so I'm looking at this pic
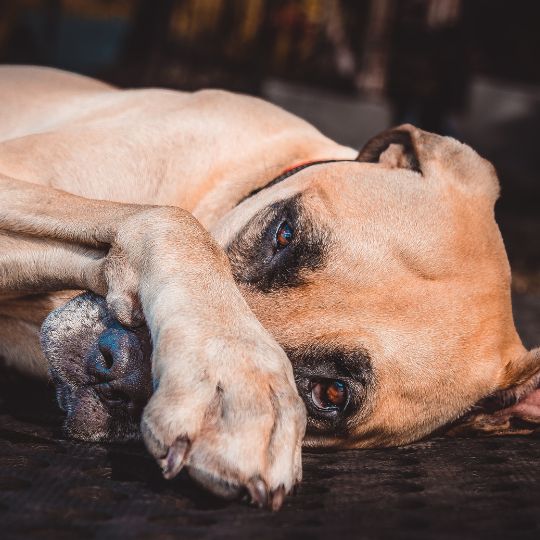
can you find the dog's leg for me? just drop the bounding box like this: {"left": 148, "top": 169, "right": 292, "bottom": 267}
{"left": 1, "top": 175, "right": 306, "bottom": 507}
{"left": 0, "top": 316, "right": 47, "bottom": 377}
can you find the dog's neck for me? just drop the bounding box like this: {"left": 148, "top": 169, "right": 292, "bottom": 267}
{"left": 190, "top": 138, "right": 357, "bottom": 229}
{"left": 0, "top": 80, "right": 357, "bottom": 229}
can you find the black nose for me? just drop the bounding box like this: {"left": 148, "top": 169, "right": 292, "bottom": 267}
{"left": 89, "top": 327, "right": 152, "bottom": 408}
{"left": 95, "top": 328, "right": 135, "bottom": 377}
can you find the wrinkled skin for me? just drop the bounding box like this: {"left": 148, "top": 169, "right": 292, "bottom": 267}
{"left": 42, "top": 128, "right": 540, "bottom": 451}
{"left": 1, "top": 67, "right": 539, "bottom": 509}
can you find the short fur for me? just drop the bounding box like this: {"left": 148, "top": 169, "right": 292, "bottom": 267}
{"left": 1, "top": 66, "right": 539, "bottom": 509}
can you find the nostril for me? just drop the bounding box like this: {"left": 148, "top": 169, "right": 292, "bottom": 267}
{"left": 99, "top": 345, "right": 114, "bottom": 370}
{"left": 96, "top": 329, "right": 130, "bottom": 374}
{"left": 89, "top": 326, "right": 152, "bottom": 411}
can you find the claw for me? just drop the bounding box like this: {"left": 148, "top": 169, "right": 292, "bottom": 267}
{"left": 246, "top": 475, "right": 269, "bottom": 508}
{"left": 271, "top": 485, "right": 286, "bottom": 511}
{"left": 160, "top": 436, "right": 190, "bottom": 480}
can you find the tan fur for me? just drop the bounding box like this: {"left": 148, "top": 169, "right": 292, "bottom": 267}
{"left": 0, "top": 66, "right": 536, "bottom": 504}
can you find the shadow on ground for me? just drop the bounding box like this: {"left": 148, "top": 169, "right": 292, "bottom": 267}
{"left": 1, "top": 79, "right": 539, "bottom": 539}
{"left": 0, "top": 289, "right": 539, "bottom": 540}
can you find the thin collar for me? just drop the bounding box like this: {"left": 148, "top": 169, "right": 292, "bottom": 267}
{"left": 237, "top": 158, "right": 357, "bottom": 205}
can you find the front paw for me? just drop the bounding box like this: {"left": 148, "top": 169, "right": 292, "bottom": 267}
{"left": 141, "top": 342, "right": 306, "bottom": 510}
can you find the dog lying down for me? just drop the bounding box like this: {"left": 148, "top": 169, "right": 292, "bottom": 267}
{"left": 43, "top": 288, "right": 540, "bottom": 449}
{"left": 1, "top": 67, "right": 539, "bottom": 510}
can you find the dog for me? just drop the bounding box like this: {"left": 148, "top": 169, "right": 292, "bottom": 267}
{"left": 0, "top": 66, "right": 539, "bottom": 509}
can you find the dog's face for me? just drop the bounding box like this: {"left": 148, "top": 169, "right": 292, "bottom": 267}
{"left": 42, "top": 293, "right": 152, "bottom": 441}
{"left": 213, "top": 125, "right": 540, "bottom": 447}
{"left": 41, "top": 125, "right": 540, "bottom": 446}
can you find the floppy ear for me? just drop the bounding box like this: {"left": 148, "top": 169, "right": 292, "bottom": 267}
{"left": 446, "top": 348, "right": 540, "bottom": 437}
{"left": 357, "top": 124, "right": 501, "bottom": 201}
{"left": 357, "top": 125, "right": 422, "bottom": 173}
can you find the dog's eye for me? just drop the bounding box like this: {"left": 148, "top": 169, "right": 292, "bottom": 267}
{"left": 275, "top": 221, "right": 293, "bottom": 249}
{"left": 311, "top": 379, "right": 348, "bottom": 411}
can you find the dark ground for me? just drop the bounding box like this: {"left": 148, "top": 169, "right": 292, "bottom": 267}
{"left": 1, "top": 80, "right": 539, "bottom": 539}
{"left": 1, "top": 317, "right": 539, "bottom": 540}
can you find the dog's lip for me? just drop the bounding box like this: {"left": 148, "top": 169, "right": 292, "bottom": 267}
{"left": 94, "top": 382, "right": 131, "bottom": 405}
{"left": 54, "top": 383, "right": 71, "bottom": 413}
{"left": 59, "top": 382, "right": 143, "bottom": 441}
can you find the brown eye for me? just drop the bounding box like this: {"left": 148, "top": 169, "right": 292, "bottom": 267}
{"left": 275, "top": 221, "right": 293, "bottom": 249}
{"left": 311, "top": 379, "right": 348, "bottom": 410}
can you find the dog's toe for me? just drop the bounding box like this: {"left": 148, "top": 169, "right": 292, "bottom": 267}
{"left": 159, "top": 436, "right": 190, "bottom": 480}
{"left": 270, "top": 485, "right": 286, "bottom": 511}
{"left": 246, "top": 475, "right": 269, "bottom": 508}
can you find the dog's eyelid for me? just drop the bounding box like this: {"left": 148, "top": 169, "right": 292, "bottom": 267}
{"left": 286, "top": 345, "right": 374, "bottom": 435}
{"left": 226, "top": 193, "right": 329, "bottom": 291}
{"left": 236, "top": 196, "right": 300, "bottom": 239}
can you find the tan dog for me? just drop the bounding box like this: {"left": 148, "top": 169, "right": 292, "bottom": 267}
{"left": 0, "top": 66, "right": 538, "bottom": 509}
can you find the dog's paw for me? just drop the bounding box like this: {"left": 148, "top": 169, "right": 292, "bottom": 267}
{"left": 140, "top": 338, "right": 306, "bottom": 510}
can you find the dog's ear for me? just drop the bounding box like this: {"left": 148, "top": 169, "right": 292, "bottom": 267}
{"left": 357, "top": 125, "right": 421, "bottom": 173}
{"left": 446, "top": 348, "right": 540, "bottom": 437}
{"left": 358, "top": 124, "right": 500, "bottom": 201}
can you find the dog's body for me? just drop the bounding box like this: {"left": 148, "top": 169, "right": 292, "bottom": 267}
{"left": 1, "top": 66, "right": 539, "bottom": 508}
{"left": 0, "top": 66, "right": 352, "bottom": 372}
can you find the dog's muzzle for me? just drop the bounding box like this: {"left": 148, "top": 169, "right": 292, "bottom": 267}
{"left": 40, "top": 292, "right": 153, "bottom": 441}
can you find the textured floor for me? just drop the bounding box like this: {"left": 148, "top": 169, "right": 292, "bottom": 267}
{"left": 1, "top": 78, "right": 539, "bottom": 539}
{"left": 0, "top": 293, "right": 539, "bottom": 540}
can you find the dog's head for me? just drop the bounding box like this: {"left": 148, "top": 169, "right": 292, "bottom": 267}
{"left": 41, "top": 125, "right": 540, "bottom": 447}
{"left": 213, "top": 124, "right": 540, "bottom": 447}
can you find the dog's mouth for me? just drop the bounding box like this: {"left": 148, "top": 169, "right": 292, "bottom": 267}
{"left": 40, "top": 292, "right": 153, "bottom": 442}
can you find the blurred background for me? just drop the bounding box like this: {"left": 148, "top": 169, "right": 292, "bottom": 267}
{"left": 0, "top": 0, "right": 538, "bottom": 294}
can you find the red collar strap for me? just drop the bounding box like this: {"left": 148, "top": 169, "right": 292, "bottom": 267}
{"left": 239, "top": 158, "right": 357, "bottom": 204}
